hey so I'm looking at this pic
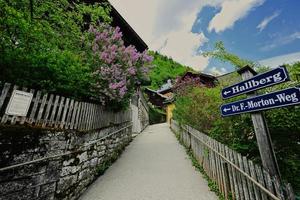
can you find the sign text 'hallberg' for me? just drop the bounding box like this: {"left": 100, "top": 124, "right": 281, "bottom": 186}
{"left": 221, "top": 87, "right": 300, "bottom": 116}
{"left": 221, "top": 66, "right": 290, "bottom": 99}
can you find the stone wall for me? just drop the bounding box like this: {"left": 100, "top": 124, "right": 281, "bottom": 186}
{"left": 131, "top": 89, "right": 149, "bottom": 133}
{"left": 0, "top": 122, "right": 132, "bottom": 200}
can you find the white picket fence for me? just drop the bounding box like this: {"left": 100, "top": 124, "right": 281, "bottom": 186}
{"left": 0, "top": 82, "right": 131, "bottom": 131}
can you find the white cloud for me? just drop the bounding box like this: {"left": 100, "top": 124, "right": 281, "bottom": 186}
{"left": 260, "top": 32, "right": 300, "bottom": 51}
{"left": 108, "top": 0, "right": 160, "bottom": 45}
{"left": 109, "top": 0, "right": 264, "bottom": 71}
{"left": 109, "top": 0, "right": 221, "bottom": 71}
{"left": 209, "top": 67, "right": 228, "bottom": 75}
{"left": 257, "top": 11, "right": 280, "bottom": 32}
{"left": 259, "top": 51, "right": 300, "bottom": 68}
{"left": 153, "top": 30, "right": 210, "bottom": 71}
{"left": 208, "top": 0, "right": 264, "bottom": 33}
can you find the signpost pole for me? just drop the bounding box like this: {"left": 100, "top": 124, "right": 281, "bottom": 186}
{"left": 237, "top": 66, "right": 281, "bottom": 179}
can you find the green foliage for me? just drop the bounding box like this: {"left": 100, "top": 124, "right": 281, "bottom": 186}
{"left": 203, "top": 41, "right": 258, "bottom": 69}
{"left": 0, "top": 0, "right": 111, "bottom": 99}
{"left": 149, "top": 106, "right": 166, "bottom": 124}
{"left": 149, "top": 51, "right": 191, "bottom": 89}
{"left": 173, "top": 62, "right": 300, "bottom": 194}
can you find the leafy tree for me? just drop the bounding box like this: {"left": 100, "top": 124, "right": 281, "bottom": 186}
{"left": 0, "top": 0, "right": 111, "bottom": 99}
{"left": 203, "top": 41, "right": 258, "bottom": 69}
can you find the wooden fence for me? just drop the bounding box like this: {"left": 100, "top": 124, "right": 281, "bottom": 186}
{"left": 171, "top": 120, "right": 295, "bottom": 200}
{"left": 0, "top": 82, "right": 131, "bottom": 131}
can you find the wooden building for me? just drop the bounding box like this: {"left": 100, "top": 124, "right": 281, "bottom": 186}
{"left": 145, "top": 72, "right": 217, "bottom": 124}
{"left": 84, "top": 0, "right": 148, "bottom": 52}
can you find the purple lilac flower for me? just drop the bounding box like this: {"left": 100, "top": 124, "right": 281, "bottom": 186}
{"left": 128, "top": 67, "right": 136, "bottom": 75}
{"left": 119, "top": 86, "right": 127, "bottom": 98}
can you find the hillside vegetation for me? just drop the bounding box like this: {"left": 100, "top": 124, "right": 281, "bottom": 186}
{"left": 149, "top": 51, "right": 192, "bottom": 89}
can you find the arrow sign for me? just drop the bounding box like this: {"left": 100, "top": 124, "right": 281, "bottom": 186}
{"left": 221, "top": 87, "right": 300, "bottom": 117}
{"left": 222, "top": 66, "right": 290, "bottom": 99}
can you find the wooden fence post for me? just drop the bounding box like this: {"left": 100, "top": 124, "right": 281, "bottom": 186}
{"left": 237, "top": 66, "right": 281, "bottom": 180}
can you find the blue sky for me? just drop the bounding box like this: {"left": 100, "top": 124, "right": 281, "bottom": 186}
{"left": 110, "top": 0, "right": 300, "bottom": 75}
{"left": 195, "top": 0, "right": 300, "bottom": 74}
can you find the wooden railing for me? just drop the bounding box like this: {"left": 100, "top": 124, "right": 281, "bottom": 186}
{"left": 171, "top": 120, "right": 295, "bottom": 200}
{"left": 0, "top": 82, "right": 131, "bottom": 131}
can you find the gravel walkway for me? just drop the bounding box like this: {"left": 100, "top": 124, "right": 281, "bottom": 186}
{"left": 79, "top": 123, "right": 218, "bottom": 200}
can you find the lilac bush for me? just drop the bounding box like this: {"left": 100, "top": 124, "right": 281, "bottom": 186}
{"left": 88, "top": 24, "right": 153, "bottom": 106}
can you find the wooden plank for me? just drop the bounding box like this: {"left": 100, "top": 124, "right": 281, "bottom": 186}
{"left": 214, "top": 140, "right": 222, "bottom": 194}
{"left": 28, "top": 90, "right": 41, "bottom": 124}
{"left": 263, "top": 169, "right": 275, "bottom": 196}
{"left": 90, "top": 103, "right": 95, "bottom": 130}
{"left": 0, "top": 82, "right": 11, "bottom": 110}
{"left": 88, "top": 103, "right": 94, "bottom": 130}
{"left": 223, "top": 162, "right": 231, "bottom": 200}
{"left": 98, "top": 105, "right": 103, "bottom": 129}
{"left": 84, "top": 102, "right": 90, "bottom": 130}
{"left": 87, "top": 103, "right": 93, "bottom": 130}
{"left": 49, "top": 95, "right": 60, "bottom": 126}
{"left": 55, "top": 96, "right": 65, "bottom": 128}
{"left": 237, "top": 153, "right": 250, "bottom": 200}
{"left": 229, "top": 148, "right": 240, "bottom": 200}
{"left": 80, "top": 102, "right": 86, "bottom": 130}
{"left": 273, "top": 175, "right": 284, "bottom": 199}
{"left": 225, "top": 146, "right": 235, "bottom": 200}
{"left": 243, "top": 156, "right": 255, "bottom": 200}
{"left": 60, "top": 98, "right": 70, "bottom": 129}
{"left": 65, "top": 99, "right": 74, "bottom": 129}
{"left": 218, "top": 142, "right": 225, "bottom": 195}
{"left": 36, "top": 93, "right": 48, "bottom": 125}
{"left": 285, "top": 183, "right": 295, "bottom": 200}
{"left": 85, "top": 103, "right": 92, "bottom": 130}
{"left": 233, "top": 151, "right": 244, "bottom": 200}
{"left": 209, "top": 139, "right": 214, "bottom": 180}
{"left": 220, "top": 144, "right": 230, "bottom": 199}
{"left": 80, "top": 102, "right": 88, "bottom": 131}
{"left": 1, "top": 85, "right": 18, "bottom": 124}
{"left": 74, "top": 102, "right": 82, "bottom": 130}
{"left": 96, "top": 104, "right": 101, "bottom": 129}
{"left": 93, "top": 104, "right": 97, "bottom": 129}
{"left": 248, "top": 160, "right": 262, "bottom": 200}
{"left": 42, "top": 94, "right": 54, "bottom": 127}
{"left": 70, "top": 101, "right": 78, "bottom": 129}
{"left": 255, "top": 164, "right": 268, "bottom": 200}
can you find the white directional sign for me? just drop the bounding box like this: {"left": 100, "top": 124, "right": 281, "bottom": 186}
{"left": 221, "top": 87, "right": 300, "bottom": 116}
{"left": 222, "top": 66, "right": 290, "bottom": 99}
{"left": 5, "top": 90, "right": 33, "bottom": 116}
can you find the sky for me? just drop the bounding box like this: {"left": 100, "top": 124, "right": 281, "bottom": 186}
{"left": 109, "top": 0, "right": 300, "bottom": 75}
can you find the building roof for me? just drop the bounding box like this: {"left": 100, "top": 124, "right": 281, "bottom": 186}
{"left": 85, "top": 0, "right": 148, "bottom": 52}
{"left": 109, "top": 4, "right": 148, "bottom": 52}
{"left": 157, "top": 79, "right": 173, "bottom": 93}
{"left": 180, "top": 71, "right": 217, "bottom": 81}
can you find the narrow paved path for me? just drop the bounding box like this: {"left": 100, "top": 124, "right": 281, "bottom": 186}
{"left": 80, "top": 123, "right": 217, "bottom": 200}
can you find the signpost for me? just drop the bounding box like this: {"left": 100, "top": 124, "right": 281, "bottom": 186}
{"left": 219, "top": 65, "right": 298, "bottom": 182}
{"left": 222, "top": 66, "right": 290, "bottom": 99}
{"left": 221, "top": 87, "right": 300, "bottom": 116}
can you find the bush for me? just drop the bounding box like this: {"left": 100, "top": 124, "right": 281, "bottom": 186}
{"left": 173, "top": 63, "right": 300, "bottom": 194}
{"left": 0, "top": 0, "right": 153, "bottom": 110}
